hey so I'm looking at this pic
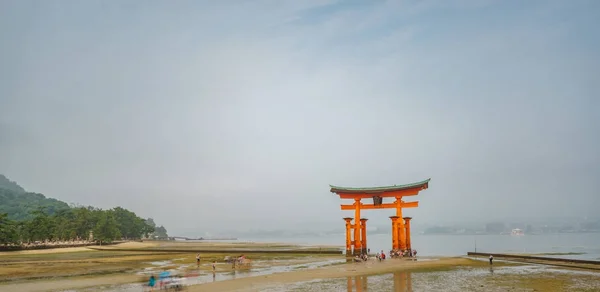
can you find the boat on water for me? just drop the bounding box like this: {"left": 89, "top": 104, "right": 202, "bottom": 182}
{"left": 511, "top": 228, "right": 525, "bottom": 236}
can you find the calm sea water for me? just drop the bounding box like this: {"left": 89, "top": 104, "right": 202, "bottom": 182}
{"left": 241, "top": 233, "right": 600, "bottom": 260}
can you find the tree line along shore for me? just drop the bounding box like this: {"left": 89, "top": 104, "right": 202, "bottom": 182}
{"left": 0, "top": 174, "right": 169, "bottom": 249}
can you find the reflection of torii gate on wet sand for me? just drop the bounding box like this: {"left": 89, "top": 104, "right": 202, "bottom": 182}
{"left": 347, "top": 271, "right": 413, "bottom": 292}
{"left": 330, "top": 179, "right": 430, "bottom": 256}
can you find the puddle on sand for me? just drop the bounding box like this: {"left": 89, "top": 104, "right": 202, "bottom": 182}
{"left": 148, "top": 260, "right": 172, "bottom": 266}
{"left": 261, "top": 265, "right": 600, "bottom": 292}
{"left": 68, "top": 258, "right": 345, "bottom": 292}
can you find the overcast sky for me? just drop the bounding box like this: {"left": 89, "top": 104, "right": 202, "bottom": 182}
{"left": 1, "top": 0, "right": 599, "bottom": 236}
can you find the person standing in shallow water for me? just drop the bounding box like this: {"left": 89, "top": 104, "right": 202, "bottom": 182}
{"left": 196, "top": 253, "right": 201, "bottom": 267}
{"left": 489, "top": 255, "right": 494, "bottom": 265}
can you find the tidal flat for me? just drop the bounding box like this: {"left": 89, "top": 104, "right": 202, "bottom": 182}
{"left": 1, "top": 241, "right": 600, "bottom": 292}
{"left": 0, "top": 241, "right": 340, "bottom": 292}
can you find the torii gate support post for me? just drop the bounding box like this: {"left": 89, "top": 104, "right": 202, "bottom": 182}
{"left": 360, "top": 218, "right": 368, "bottom": 254}
{"left": 396, "top": 198, "right": 407, "bottom": 250}
{"left": 353, "top": 198, "right": 362, "bottom": 255}
{"left": 389, "top": 216, "right": 399, "bottom": 249}
{"left": 403, "top": 217, "right": 413, "bottom": 252}
{"left": 343, "top": 217, "right": 353, "bottom": 257}
{"left": 397, "top": 219, "right": 406, "bottom": 250}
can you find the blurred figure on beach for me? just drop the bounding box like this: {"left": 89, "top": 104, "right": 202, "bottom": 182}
{"left": 489, "top": 255, "right": 494, "bottom": 265}
{"left": 196, "top": 253, "right": 201, "bottom": 267}
{"left": 147, "top": 275, "right": 156, "bottom": 291}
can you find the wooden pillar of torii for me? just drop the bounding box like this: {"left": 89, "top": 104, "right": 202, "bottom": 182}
{"left": 330, "top": 179, "right": 430, "bottom": 256}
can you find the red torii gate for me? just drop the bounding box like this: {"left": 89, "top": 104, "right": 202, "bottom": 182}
{"left": 330, "top": 179, "right": 430, "bottom": 256}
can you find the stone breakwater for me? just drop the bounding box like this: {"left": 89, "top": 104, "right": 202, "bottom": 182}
{"left": 467, "top": 252, "right": 600, "bottom": 270}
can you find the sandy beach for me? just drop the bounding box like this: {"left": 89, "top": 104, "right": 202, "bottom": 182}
{"left": 0, "top": 241, "right": 158, "bottom": 257}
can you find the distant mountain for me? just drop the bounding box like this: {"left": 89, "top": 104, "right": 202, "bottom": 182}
{"left": 0, "top": 174, "right": 70, "bottom": 221}
{"left": 0, "top": 174, "right": 26, "bottom": 193}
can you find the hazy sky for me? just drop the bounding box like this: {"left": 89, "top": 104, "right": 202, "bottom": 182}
{"left": 1, "top": 0, "right": 599, "bottom": 236}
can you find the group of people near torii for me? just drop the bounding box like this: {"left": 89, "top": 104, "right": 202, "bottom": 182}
{"left": 353, "top": 248, "right": 417, "bottom": 262}
{"left": 390, "top": 248, "right": 417, "bottom": 258}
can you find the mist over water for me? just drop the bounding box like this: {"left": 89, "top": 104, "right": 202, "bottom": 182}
{"left": 241, "top": 233, "right": 600, "bottom": 260}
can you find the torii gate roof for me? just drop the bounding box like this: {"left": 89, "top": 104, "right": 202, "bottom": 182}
{"left": 330, "top": 178, "right": 430, "bottom": 197}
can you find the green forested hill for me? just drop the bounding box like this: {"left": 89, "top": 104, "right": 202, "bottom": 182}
{"left": 0, "top": 174, "right": 26, "bottom": 193}
{"left": 0, "top": 176, "right": 70, "bottom": 221}
{"left": 0, "top": 174, "right": 168, "bottom": 244}
{"left": 0, "top": 189, "right": 71, "bottom": 221}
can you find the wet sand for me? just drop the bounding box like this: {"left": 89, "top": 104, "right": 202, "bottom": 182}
{"left": 182, "top": 257, "right": 600, "bottom": 292}
{"left": 0, "top": 257, "right": 471, "bottom": 291}
{"left": 2, "top": 255, "right": 599, "bottom": 292}
{"left": 269, "top": 263, "right": 600, "bottom": 292}
{"left": 187, "top": 257, "right": 483, "bottom": 291}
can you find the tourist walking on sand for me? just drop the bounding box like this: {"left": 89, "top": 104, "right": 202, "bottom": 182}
{"left": 489, "top": 255, "right": 494, "bottom": 265}
{"left": 196, "top": 253, "right": 201, "bottom": 267}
